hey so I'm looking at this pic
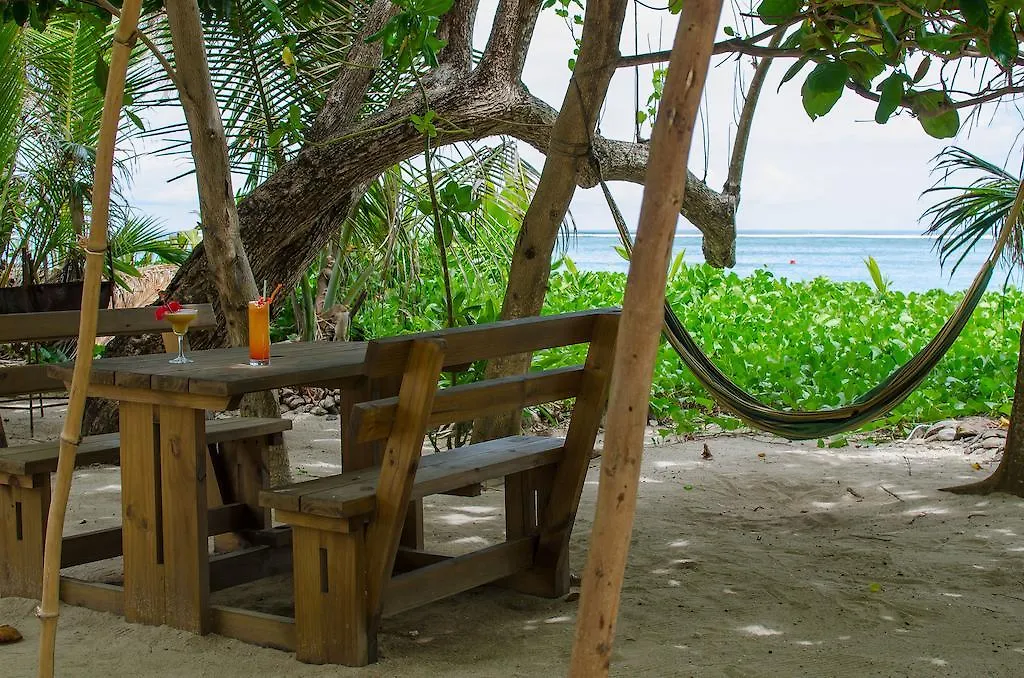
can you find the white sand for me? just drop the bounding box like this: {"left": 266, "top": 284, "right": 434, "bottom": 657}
{"left": 3, "top": 405, "right": 1024, "bottom": 677}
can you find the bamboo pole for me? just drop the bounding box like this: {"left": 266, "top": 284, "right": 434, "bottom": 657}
{"left": 568, "top": 0, "right": 724, "bottom": 674}
{"left": 36, "top": 3, "right": 144, "bottom": 676}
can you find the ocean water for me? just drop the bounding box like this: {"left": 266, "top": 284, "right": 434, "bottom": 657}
{"left": 561, "top": 231, "right": 1019, "bottom": 293}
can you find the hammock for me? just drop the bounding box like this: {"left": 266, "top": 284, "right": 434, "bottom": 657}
{"left": 599, "top": 180, "right": 1015, "bottom": 440}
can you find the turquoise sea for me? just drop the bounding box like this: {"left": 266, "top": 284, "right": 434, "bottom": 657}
{"left": 562, "top": 231, "right": 1018, "bottom": 293}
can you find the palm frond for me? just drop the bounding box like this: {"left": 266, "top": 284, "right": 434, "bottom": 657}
{"left": 921, "top": 146, "right": 1023, "bottom": 274}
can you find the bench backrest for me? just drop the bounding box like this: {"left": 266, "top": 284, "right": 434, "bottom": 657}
{"left": 351, "top": 308, "right": 621, "bottom": 445}
{"left": 0, "top": 304, "right": 217, "bottom": 397}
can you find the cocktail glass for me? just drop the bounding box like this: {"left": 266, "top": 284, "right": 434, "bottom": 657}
{"left": 248, "top": 300, "right": 270, "bottom": 366}
{"left": 165, "top": 308, "right": 199, "bottom": 364}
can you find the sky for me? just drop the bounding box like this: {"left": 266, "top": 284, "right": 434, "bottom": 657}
{"left": 127, "top": 2, "right": 1024, "bottom": 237}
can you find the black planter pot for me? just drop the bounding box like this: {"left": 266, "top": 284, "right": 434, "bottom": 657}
{"left": 0, "top": 281, "right": 113, "bottom": 314}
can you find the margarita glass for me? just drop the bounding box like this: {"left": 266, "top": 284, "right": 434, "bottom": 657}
{"left": 164, "top": 307, "right": 199, "bottom": 364}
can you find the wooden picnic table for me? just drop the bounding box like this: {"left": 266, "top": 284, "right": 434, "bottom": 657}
{"left": 48, "top": 341, "right": 371, "bottom": 635}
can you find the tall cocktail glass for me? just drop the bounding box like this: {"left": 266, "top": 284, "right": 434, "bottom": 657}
{"left": 164, "top": 308, "right": 199, "bottom": 364}
{"left": 248, "top": 300, "right": 271, "bottom": 366}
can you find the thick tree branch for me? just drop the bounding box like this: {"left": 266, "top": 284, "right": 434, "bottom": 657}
{"left": 306, "top": 0, "right": 395, "bottom": 142}
{"left": 510, "top": 91, "right": 736, "bottom": 267}
{"left": 480, "top": 0, "right": 544, "bottom": 81}
{"left": 437, "top": 0, "right": 479, "bottom": 72}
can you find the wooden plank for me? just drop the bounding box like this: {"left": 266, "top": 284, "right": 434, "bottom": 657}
{"left": 533, "top": 312, "right": 619, "bottom": 596}
{"left": 364, "top": 309, "right": 619, "bottom": 378}
{"left": 0, "top": 364, "right": 63, "bottom": 397}
{"left": 364, "top": 339, "right": 445, "bottom": 643}
{"left": 297, "top": 436, "right": 564, "bottom": 519}
{"left": 59, "top": 502, "right": 254, "bottom": 568}
{"left": 209, "top": 605, "right": 295, "bottom": 652}
{"left": 272, "top": 508, "right": 363, "bottom": 534}
{"left": 81, "top": 383, "right": 233, "bottom": 410}
{"left": 59, "top": 577, "right": 125, "bottom": 615}
{"left": 0, "top": 305, "right": 216, "bottom": 343}
{"left": 219, "top": 437, "right": 271, "bottom": 532}
{"left": 158, "top": 404, "right": 210, "bottom": 633}
{"left": 382, "top": 537, "right": 535, "bottom": 618}
{"left": 0, "top": 471, "right": 38, "bottom": 488}
{"left": 49, "top": 341, "right": 368, "bottom": 397}
{"left": 208, "top": 544, "right": 291, "bottom": 592}
{"left": 393, "top": 547, "right": 448, "bottom": 573}
{"left": 292, "top": 524, "right": 370, "bottom": 665}
{"left": 119, "top": 401, "right": 165, "bottom": 626}
{"left": 0, "top": 474, "right": 49, "bottom": 598}
{"left": 352, "top": 366, "right": 585, "bottom": 444}
{"left": 0, "top": 415, "right": 289, "bottom": 477}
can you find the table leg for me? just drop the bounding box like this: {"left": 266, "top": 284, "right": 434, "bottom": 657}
{"left": 158, "top": 404, "right": 210, "bottom": 633}
{"left": 120, "top": 401, "right": 165, "bottom": 625}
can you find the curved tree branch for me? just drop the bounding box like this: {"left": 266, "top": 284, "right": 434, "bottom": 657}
{"left": 724, "top": 32, "right": 781, "bottom": 201}
{"left": 437, "top": 0, "right": 480, "bottom": 72}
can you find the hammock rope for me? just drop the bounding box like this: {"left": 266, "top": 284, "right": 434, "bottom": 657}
{"left": 599, "top": 178, "right": 1018, "bottom": 440}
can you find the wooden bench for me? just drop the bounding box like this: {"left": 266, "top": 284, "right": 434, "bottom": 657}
{"left": 261, "top": 308, "right": 619, "bottom": 665}
{"left": 0, "top": 305, "right": 292, "bottom": 598}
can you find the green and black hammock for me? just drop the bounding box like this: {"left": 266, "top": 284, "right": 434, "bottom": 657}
{"left": 599, "top": 179, "right": 1019, "bottom": 440}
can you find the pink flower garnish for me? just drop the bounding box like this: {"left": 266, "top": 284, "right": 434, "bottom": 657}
{"left": 156, "top": 299, "right": 183, "bottom": 320}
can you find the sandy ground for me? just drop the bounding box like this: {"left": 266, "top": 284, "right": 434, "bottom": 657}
{"left": 3, "top": 403, "right": 1024, "bottom": 677}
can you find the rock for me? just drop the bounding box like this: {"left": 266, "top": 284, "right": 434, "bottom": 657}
{"left": 311, "top": 406, "right": 327, "bottom": 416}
{"left": 326, "top": 414, "right": 339, "bottom": 422}
{"left": 980, "top": 437, "right": 1005, "bottom": 449}
{"left": 981, "top": 429, "right": 1007, "bottom": 440}
{"left": 299, "top": 404, "right": 313, "bottom": 413}
{"left": 925, "top": 420, "right": 959, "bottom": 438}
{"left": 926, "top": 427, "right": 957, "bottom": 442}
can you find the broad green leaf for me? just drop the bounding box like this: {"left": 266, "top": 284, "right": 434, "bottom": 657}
{"left": 778, "top": 55, "right": 810, "bottom": 92}
{"left": 801, "top": 61, "right": 848, "bottom": 119}
{"left": 989, "top": 10, "right": 1018, "bottom": 68}
{"left": 872, "top": 7, "right": 900, "bottom": 60}
{"left": 911, "top": 90, "right": 960, "bottom": 138}
{"left": 842, "top": 50, "right": 884, "bottom": 88}
{"left": 958, "top": 0, "right": 989, "bottom": 30}
{"left": 757, "top": 0, "right": 801, "bottom": 25}
{"left": 874, "top": 72, "right": 905, "bottom": 124}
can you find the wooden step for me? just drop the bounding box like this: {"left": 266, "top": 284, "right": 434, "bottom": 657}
{"left": 261, "top": 435, "right": 565, "bottom": 519}
{"left": 0, "top": 416, "right": 291, "bottom": 477}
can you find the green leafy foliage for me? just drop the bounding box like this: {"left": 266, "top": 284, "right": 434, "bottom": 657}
{"left": 909, "top": 90, "right": 959, "bottom": 138}
{"left": 366, "top": 0, "right": 452, "bottom": 71}
{"left": 353, "top": 251, "right": 1022, "bottom": 434}
{"left": 875, "top": 72, "right": 906, "bottom": 123}
{"left": 801, "top": 61, "right": 848, "bottom": 118}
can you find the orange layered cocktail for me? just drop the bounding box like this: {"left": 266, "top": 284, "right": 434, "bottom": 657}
{"left": 157, "top": 299, "right": 198, "bottom": 364}
{"left": 248, "top": 300, "right": 271, "bottom": 366}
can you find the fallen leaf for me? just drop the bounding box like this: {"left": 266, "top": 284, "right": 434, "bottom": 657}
{"left": 757, "top": 452, "right": 767, "bottom": 459}
{"left": 972, "top": 462, "right": 983, "bottom": 471}
{"left": 0, "top": 625, "right": 23, "bottom": 644}
{"left": 701, "top": 443, "right": 713, "bottom": 460}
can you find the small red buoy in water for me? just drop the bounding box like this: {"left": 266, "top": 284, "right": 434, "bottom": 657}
{"left": 789, "top": 259, "right": 797, "bottom": 264}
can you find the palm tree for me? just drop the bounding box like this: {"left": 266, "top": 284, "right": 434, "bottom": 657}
{"left": 0, "top": 14, "right": 186, "bottom": 291}
{"left": 922, "top": 146, "right": 1024, "bottom": 497}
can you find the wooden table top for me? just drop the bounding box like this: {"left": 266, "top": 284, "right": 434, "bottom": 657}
{"left": 49, "top": 341, "right": 369, "bottom": 397}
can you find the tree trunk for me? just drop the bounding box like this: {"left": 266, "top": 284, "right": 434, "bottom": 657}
{"left": 942, "top": 320, "right": 1024, "bottom": 496}
{"left": 472, "top": 0, "right": 629, "bottom": 442}
{"left": 164, "top": 0, "right": 289, "bottom": 484}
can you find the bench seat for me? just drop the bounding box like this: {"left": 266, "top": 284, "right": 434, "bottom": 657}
{"left": 261, "top": 435, "right": 564, "bottom": 520}
{"left": 0, "top": 416, "right": 292, "bottom": 477}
